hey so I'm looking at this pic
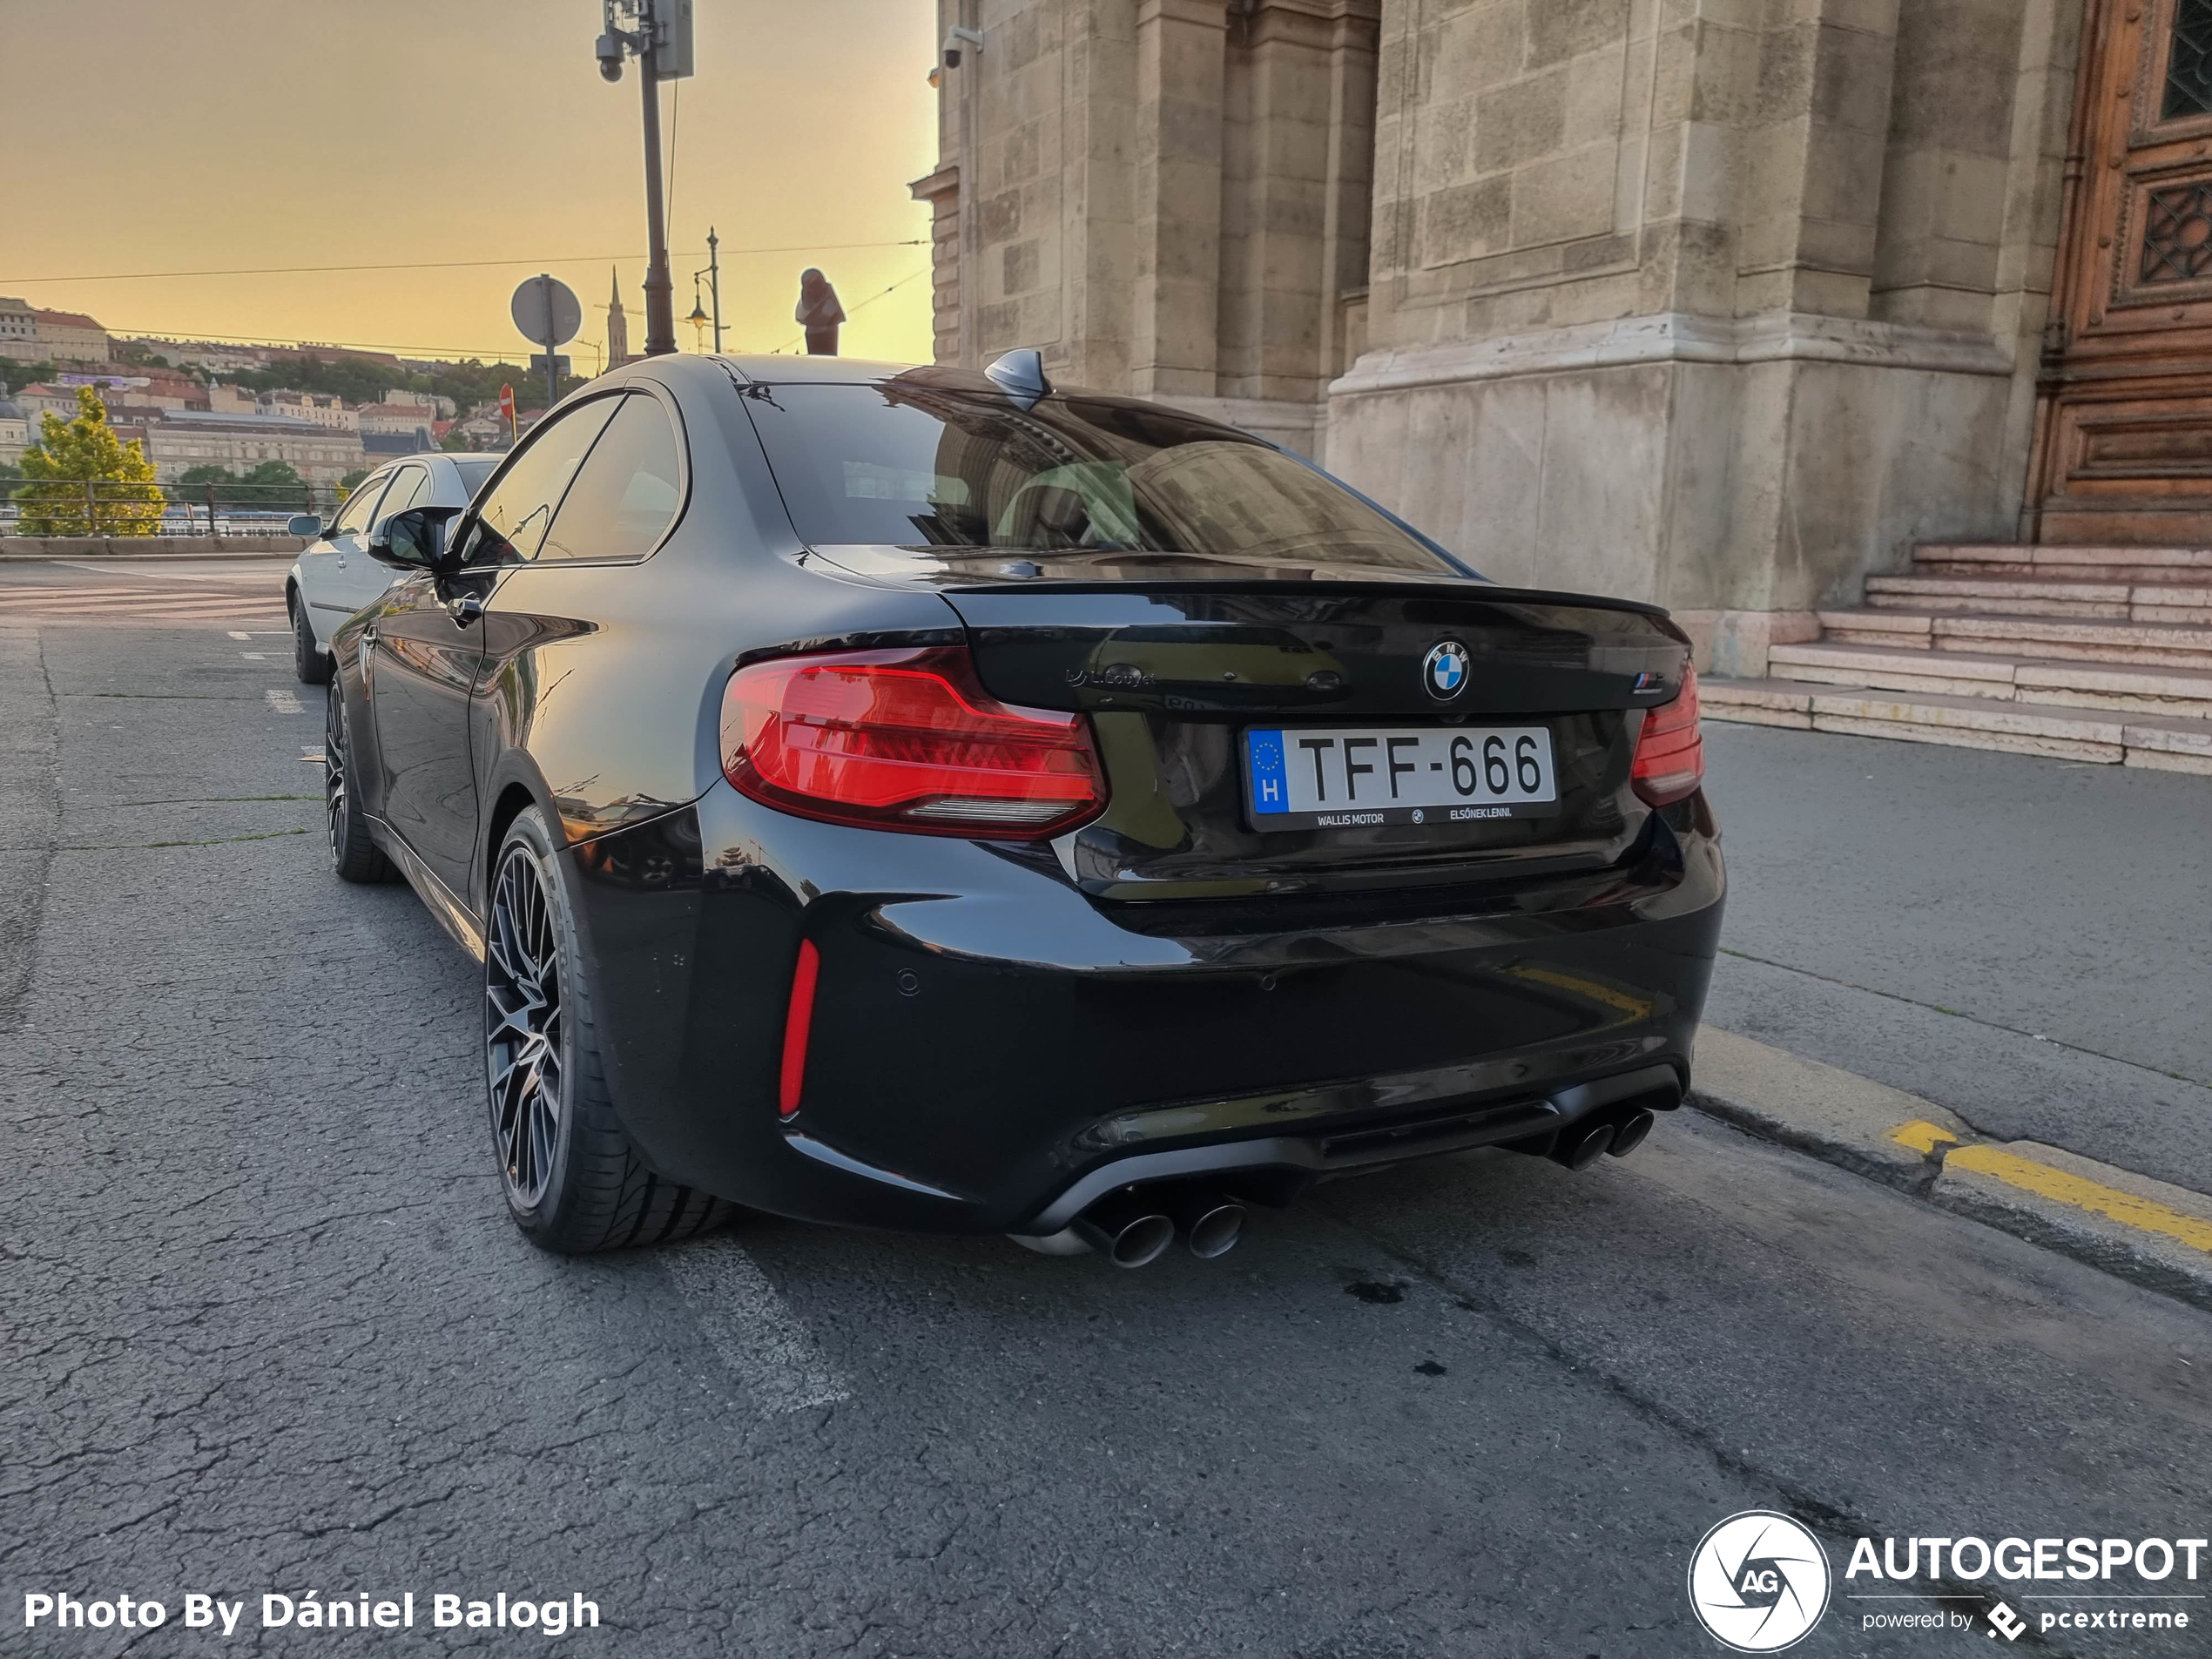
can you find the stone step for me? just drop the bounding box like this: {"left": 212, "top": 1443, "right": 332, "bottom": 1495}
{"left": 1816, "top": 608, "right": 2212, "bottom": 670}
{"left": 1914, "top": 543, "right": 2212, "bottom": 584}
{"left": 1765, "top": 641, "right": 2212, "bottom": 719}
{"left": 1866, "top": 574, "right": 2212, "bottom": 623}
{"left": 1701, "top": 678, "right": 2212, "bottom": 772}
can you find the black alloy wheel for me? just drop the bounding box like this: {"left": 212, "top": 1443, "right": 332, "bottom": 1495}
{"left": 482, "top": 807, "right": 732, "bottom": 1252}
{"left": 292, "top": 594, "right": 331, "bottom": 685}
{"left": 486, "top": 841, "right": 564, "bottom": 1211}
{"left": 325, "top": 684, "right": 391, "bottom": 883}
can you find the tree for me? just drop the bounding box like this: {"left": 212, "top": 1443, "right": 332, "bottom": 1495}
{"left": 338, "top": 469, "right": 370, "bottom": 495}
{"left": 11, "top": 388, "right": 165, "bottom": 536}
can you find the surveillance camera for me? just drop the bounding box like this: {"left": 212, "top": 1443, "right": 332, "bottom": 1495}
{"left": 941, "top": 24, "right": 982, "bottom": 69}
{"left": 596, "top": 31, "right": 625, "bottom": 81}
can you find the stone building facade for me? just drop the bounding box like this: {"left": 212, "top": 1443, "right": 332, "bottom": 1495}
{"left": 917, "top": 0, "right": 2110, "bottom": 673}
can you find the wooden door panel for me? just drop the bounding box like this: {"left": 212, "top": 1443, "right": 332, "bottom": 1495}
{"left": 2033, "top": 0, "right": 2212, "bottom": 540}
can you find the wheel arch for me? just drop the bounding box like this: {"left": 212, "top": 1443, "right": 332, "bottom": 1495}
{"left": 483, "top": 779, "right": 545, "bottom": 903}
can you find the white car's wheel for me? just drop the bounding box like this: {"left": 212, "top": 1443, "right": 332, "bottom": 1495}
{"left": 292, "top": 593, "right": 332, "bottom": 685}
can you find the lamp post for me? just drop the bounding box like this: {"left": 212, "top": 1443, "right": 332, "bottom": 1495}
{"left": 691, "top": 229, "right": 723, "bottom": 354}
{"left": 596, "top": 1, "right": 691, "bottom": 358}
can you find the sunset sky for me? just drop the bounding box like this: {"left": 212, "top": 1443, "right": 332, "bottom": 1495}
{"left": 3, "top": 1, "right": 941, "bottom": 368}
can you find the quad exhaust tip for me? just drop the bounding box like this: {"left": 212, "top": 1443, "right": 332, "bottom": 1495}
{"left": 1173, "top": 1190, "right": 1245, "bottom": 1259}
{"left": 1608, "top": 1107, "right": 1656, "bottom": 1157}
{"left": 1546, "top": 1103, "right": 1661, "bottom": 1171}
{"left": 1013, "top": 1186, "right": 1245, "bottom": 1265}
{"left": 1071, "top": 1191, "right": 1177, "bottom": 1269}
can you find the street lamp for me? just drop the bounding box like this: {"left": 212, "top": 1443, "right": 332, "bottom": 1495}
{"left": 686, "top": 283, "right": 710, "bottom": 351}
{"left": 693, "top": 227, "right": 722, "bottom": 354}
{"left": 594, "top": 0, "right": 695, "bottom": 358}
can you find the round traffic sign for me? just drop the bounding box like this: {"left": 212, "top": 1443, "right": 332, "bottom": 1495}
{"left": 510, "top": 274, "right": 583, "bottom": 348}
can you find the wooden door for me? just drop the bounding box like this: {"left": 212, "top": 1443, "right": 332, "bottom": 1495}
{"left": 2032, "top": 0, "right": 2212, "bottom": 543}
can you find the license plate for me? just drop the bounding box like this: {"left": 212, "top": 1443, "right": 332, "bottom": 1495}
{"left": 1244, "top": 724, "right": 1558, "bottom": 831}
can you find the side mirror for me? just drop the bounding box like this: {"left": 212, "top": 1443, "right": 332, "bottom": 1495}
{"left": 368, "top": 506, "right": 462, "bottom": 570}
{"left": 287, "top": 514, "right": 325, "bottom": 537}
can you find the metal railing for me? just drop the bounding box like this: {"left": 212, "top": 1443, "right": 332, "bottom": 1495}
{"left": 0, "top": 478, "right": 337, "bottom": 537}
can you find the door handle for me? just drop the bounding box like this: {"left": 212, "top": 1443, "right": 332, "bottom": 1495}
{"left": 448, "top": 594, "right": 486, "bottom": 625}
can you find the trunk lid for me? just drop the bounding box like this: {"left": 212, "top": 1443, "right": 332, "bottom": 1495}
{"left": 930, "top": 578, "right": 1689, "bottom": 901}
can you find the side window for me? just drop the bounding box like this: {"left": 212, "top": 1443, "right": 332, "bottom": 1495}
{"left": 332, "top": 472, "right": 391, "bottom": 536}
{"left": 537, "top": 394, "right": 685, "bottom": 562}
{"left": 372, "top": 467, "right": 430, "bottom": 528}
{"left": 459, "top": 398, "right": 624, "bottom": 564}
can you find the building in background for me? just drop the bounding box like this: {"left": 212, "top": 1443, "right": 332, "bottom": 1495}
{"left": 127, "top": 338, "right": 273, "bottom": 376}
{"left": 14, "top": 384, "right": 90, "bottom": 425}
{"left": 28, "top": 307, "right": 111, "bottom": 364}
{"left": 0, "top": 299, "right": 37, "bottom": 362}
{"left": 918, "top": 0, "right": 2212, "bottom": 680}
{"left": 383, "top": 388, "right": 457, "bottom": 418}
{"left": 262, "top": 390, "right": 357, "bottom": 432}
{"left": 140, "top": 409, "right": 367, "bottom": 487}
{"left": 56, "top": 368, "right": 207, "bottom": 410}
{"left": 0, "top": 385, "right": 29, "bottom": 465}
{"left": 355, "top": 402, "right": 441, "bottom": 444}
{"left": 606, "top": 270, "right": 633, "bottom": 371}
{"left": 0, "top": 300, "right": 111, "bottom": 364}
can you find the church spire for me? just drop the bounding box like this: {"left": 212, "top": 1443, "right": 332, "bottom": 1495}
{"left": 606, "top": 266, "right": 631, "bottom": 370}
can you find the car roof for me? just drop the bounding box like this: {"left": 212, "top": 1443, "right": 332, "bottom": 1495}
{"left": 711, "top": 354, "right": 917, "bottom": 386}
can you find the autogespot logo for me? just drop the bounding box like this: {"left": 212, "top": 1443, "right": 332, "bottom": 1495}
{"left": 1688, "top": 1511, "right": 1832, "bottom": 1652}
{"left": 1422, "top": 638, "right": 1469, "bottom": 700}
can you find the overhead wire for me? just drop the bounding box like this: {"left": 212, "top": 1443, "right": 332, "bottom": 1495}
{"left": 0, "top": 242, "right": 927, "bottom": 285}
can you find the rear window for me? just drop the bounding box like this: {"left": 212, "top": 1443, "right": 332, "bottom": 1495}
{"left": 739, "top": 378, "right": 1461, "bottom": 578}
{"left": 451, "top": 456, "right": 498, "bottom": 495}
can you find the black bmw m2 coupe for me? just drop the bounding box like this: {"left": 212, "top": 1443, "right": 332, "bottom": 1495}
{"left": 326, "top": 349, "right": 1722, "bottom": 1264}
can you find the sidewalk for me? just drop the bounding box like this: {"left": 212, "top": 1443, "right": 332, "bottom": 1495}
{"left": 1700, "top": 721, "right": 2212, "bottom": 1198}
{"left": 1689, "top": 1027, "right": 2212, "bottom": 1313}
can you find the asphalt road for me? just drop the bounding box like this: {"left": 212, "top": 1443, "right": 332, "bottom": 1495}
{"left": 4, "top": 579, "right": 2210, "bottom": 1658}
{"left": 1702, "top": 723, "right": 2212, "bottom": 1197}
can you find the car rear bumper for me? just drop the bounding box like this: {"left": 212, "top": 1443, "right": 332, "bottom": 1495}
{"left": 563, "top": 782, "right": 1724, "bottom": 1235}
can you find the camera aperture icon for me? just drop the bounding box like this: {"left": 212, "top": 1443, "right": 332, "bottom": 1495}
{"left": 1687, "top": 1511, "right": 1831, "bottom": 1652}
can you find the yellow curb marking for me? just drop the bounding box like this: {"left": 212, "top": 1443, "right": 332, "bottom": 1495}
{"left": 1889, "top": 1120, "right": 1960, "bottom": 1155}
{"left": 1943, "top": 1144, "right": 2212, "bottom": 1256}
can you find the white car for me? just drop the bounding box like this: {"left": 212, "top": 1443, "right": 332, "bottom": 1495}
{"left": 286, "top": 452, "right": 500, "bottom": 684}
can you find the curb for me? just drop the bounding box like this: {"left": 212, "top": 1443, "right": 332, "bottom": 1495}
{"left": 1688, "top": 1028, "right": 2212, "bottom": 1315}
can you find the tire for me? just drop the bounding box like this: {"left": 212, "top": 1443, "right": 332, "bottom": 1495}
{"left": 325, "top": 681, "right": 393, "bottom": 884}
{"left": 292, "top": 592, "right": 332, "bottom": 685}
{"left": 485, "top": 806, "right": 732, "bottom": 1253}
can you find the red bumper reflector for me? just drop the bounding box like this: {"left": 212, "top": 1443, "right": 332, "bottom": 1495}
{"left": 1630, "top": 663, "right": 1704, "bottom": 806}
{"left": 778, "top": 939, "right": 820, "bottom": 1120}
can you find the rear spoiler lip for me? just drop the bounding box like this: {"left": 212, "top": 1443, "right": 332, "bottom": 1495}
{"left": 928, "top": 576, "right": 1678, "bottom": 626}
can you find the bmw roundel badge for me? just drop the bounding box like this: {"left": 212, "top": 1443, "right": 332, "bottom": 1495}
{"left": 1422, "top": 638, "right": 1470, "bottom": 701}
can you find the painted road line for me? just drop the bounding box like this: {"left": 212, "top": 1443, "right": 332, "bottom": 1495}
{"left": 228, "top": 631, "right": 252, "bottom": 640}
{"left": 1689, "top": 1027, "right": 1970, "bottom": 1186}
{"left": 1889, "top": 1121, "right": 1960, "bottom": 1157}
{"left": 1691, "top": 1026, "right": 2212, "bottom": 1312}
{"left": 1942, "top": 1143, "right": 2212, "bottom": 1253}
{"left": 662, "top": 1237, "right": 852, "bottom": 1413}
{"left": 240, "top": 652, "right": 266, "bottom": 660}
{"left": 265, "top": 690, "right": 304, "bottom": 715}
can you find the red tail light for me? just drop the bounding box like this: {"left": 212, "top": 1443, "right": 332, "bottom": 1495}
{"left": 720, "top": 646, "right": 1107, "bottom": 838}
{"left": 1631, "top": 664, "right": 1704, "bottom": 806}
